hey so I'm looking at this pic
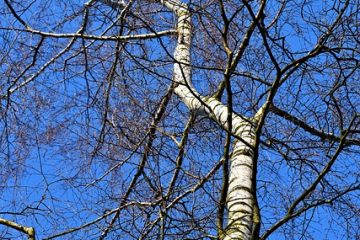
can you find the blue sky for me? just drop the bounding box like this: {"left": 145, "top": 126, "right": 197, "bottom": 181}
{"left": 0, "top": 0, "right": 359, "bottom": 239}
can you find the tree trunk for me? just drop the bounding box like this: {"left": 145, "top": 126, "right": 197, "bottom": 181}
{"left": 166, "top": 1, "right": 258, "bottom": 239}
{"left": 224, "top": 124, "right": 257, "bottom": 240}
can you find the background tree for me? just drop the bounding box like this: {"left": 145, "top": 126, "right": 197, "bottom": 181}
{"left": 0, "top": 0, "right": 359, "bottom": 239}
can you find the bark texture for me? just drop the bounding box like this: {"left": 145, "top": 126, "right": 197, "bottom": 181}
{"left": 224, "top": 124, "right": 256, "bottom": 240}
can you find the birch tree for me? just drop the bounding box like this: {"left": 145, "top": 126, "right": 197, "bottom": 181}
{"left": 0, "top": 0, "right": 359, "bottom": 239}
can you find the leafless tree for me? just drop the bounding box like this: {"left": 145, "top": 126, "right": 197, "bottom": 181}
{"left": 0, "top": 0, "right": 359, "bottom": 239}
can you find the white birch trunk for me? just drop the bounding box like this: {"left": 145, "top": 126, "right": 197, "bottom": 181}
{"left": 224, "top": 124, "right": 256, "bottom": 240}
{"left": 165, "top": 1, "right": 257, "bottom": 239}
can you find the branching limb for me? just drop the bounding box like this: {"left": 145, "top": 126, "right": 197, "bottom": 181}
{"left": 270, "top": 104, "right": 360, "bottom": 146}
{"left": 0, "top": 218, "right": 36, "bottom": 240}
{"left": 260, "top": 115, "right": 357, "bottom": 239}
{"left": 99, "top": 84, "right": 174, "bottom": 239}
